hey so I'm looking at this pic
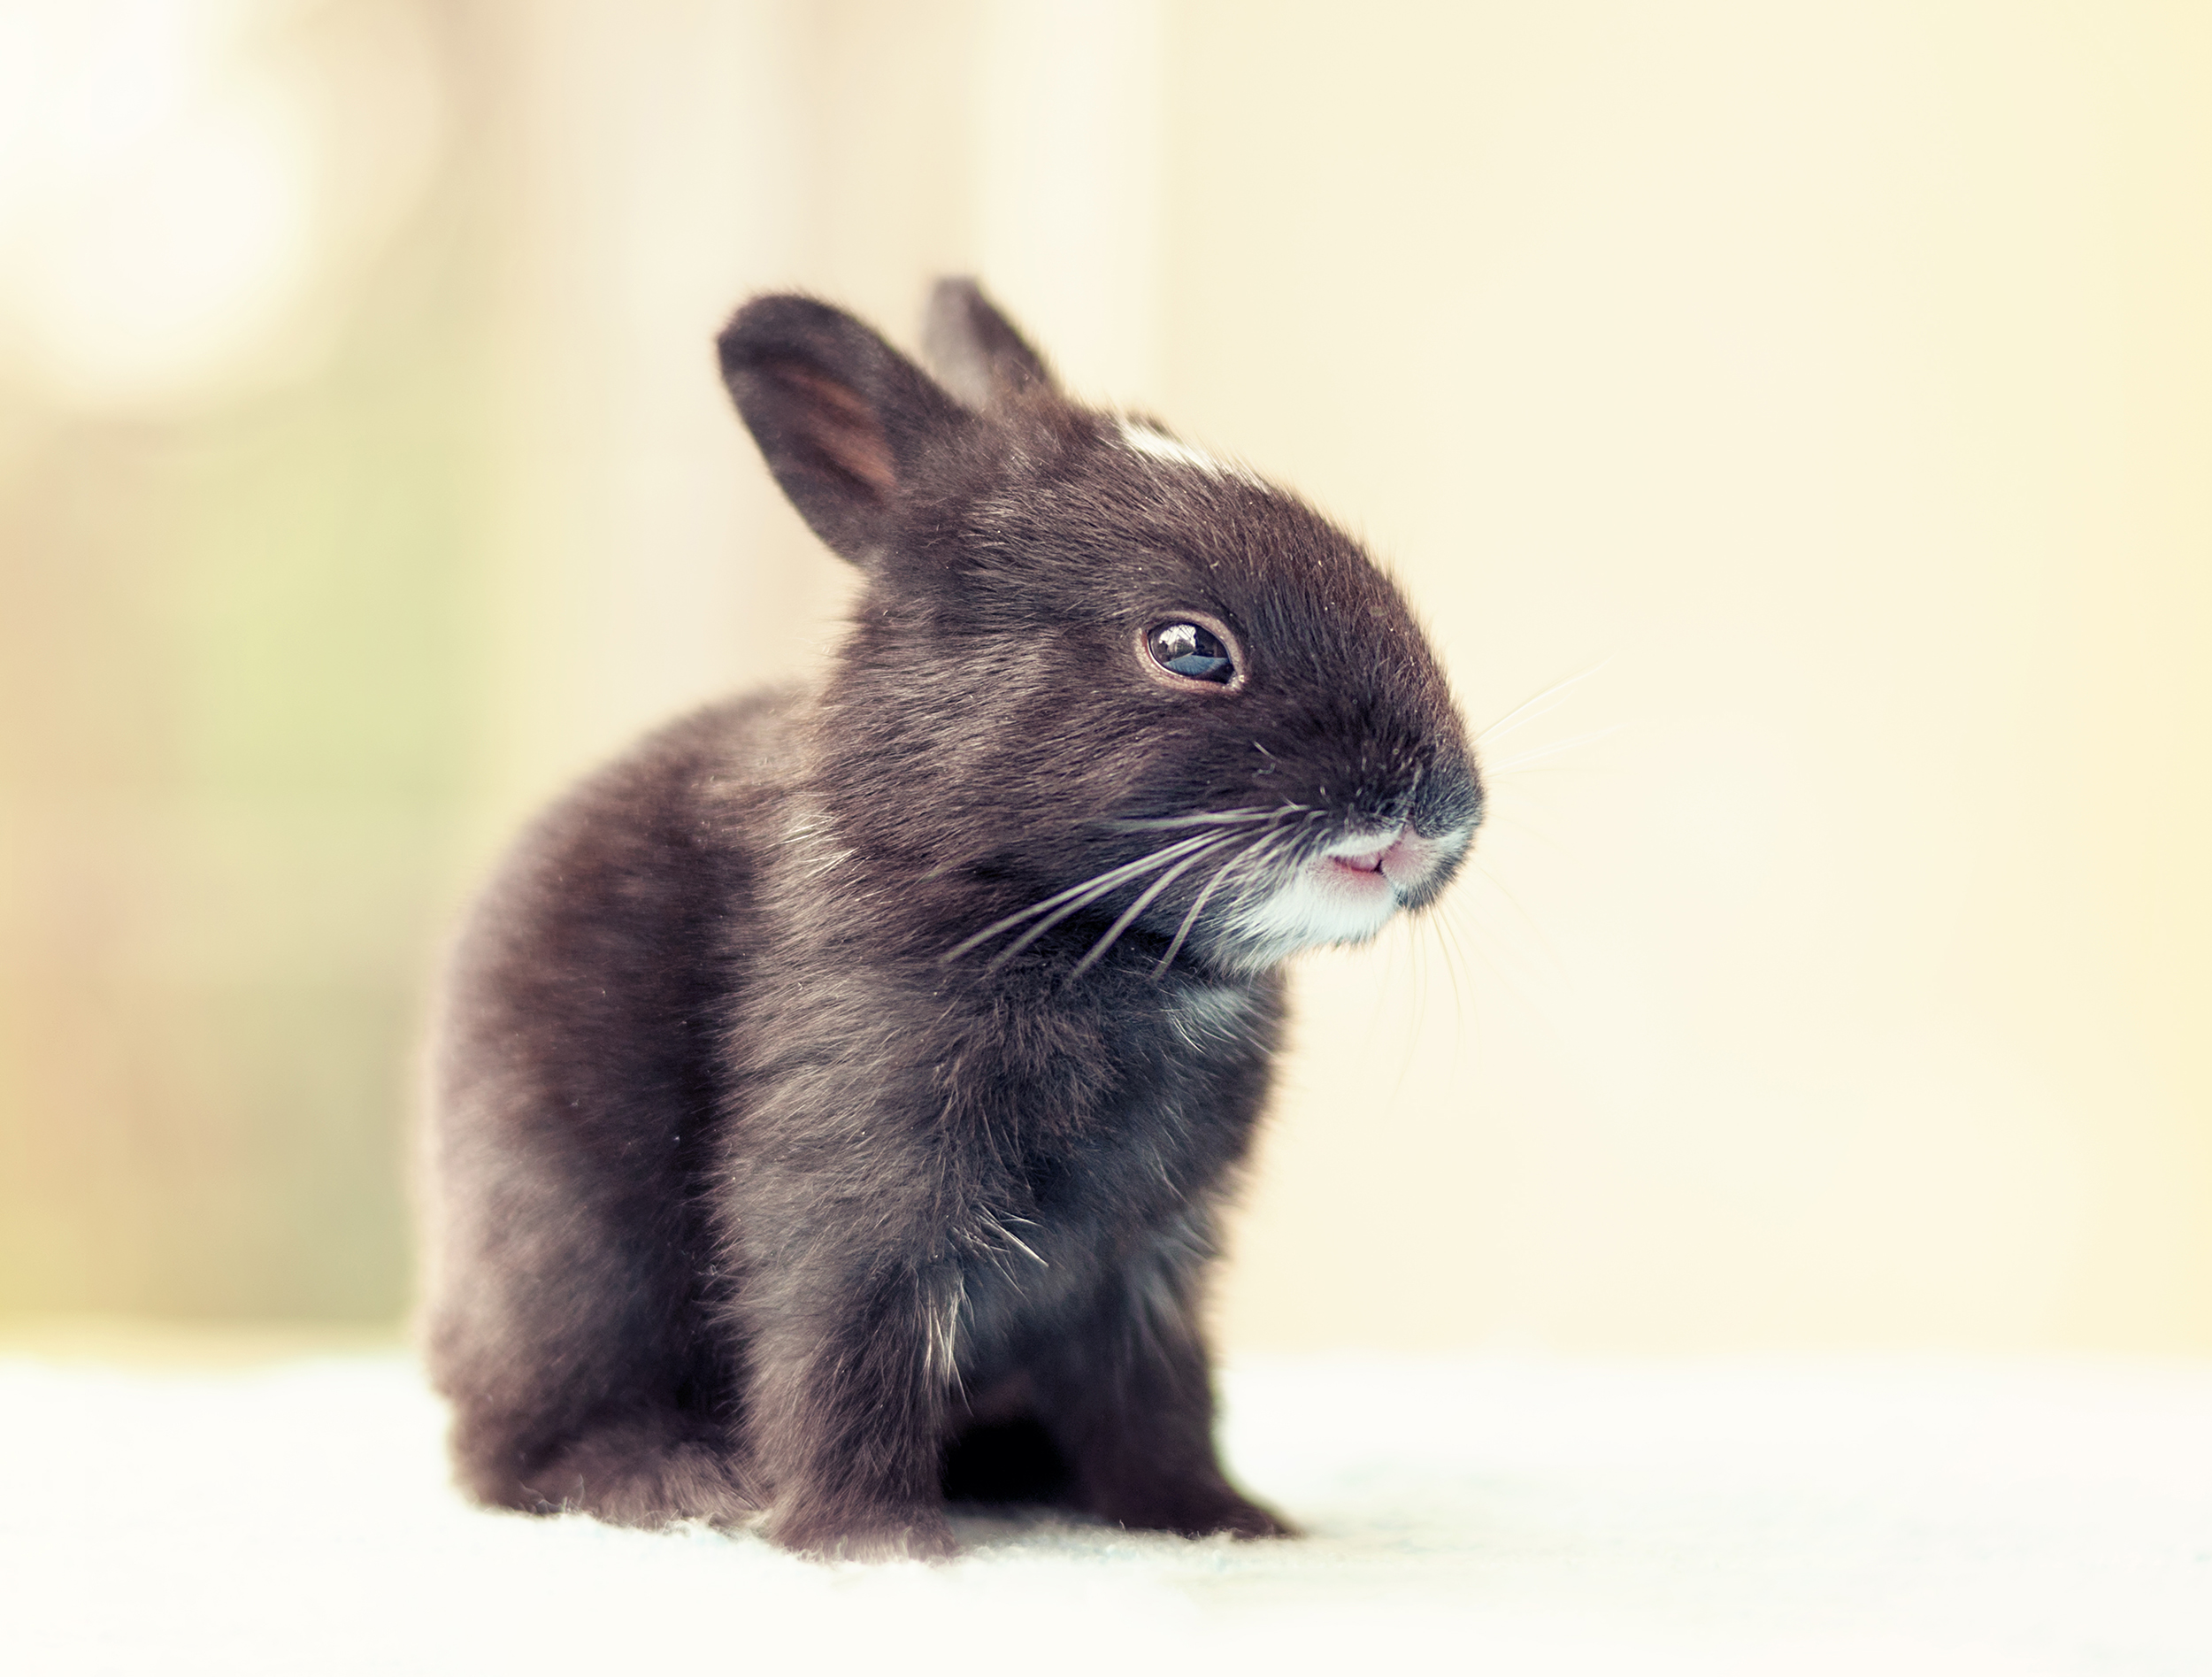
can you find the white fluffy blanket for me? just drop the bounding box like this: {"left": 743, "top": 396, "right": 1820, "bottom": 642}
{"left": 5, "top": 1351, "right": 2208, "bottom": 1675}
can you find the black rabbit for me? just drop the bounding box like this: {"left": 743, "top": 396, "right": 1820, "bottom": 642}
{"left": 420, "top": 280, "right": 1483, "bottom": 1559}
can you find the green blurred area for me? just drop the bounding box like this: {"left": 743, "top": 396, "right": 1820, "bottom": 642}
{"left": 0, "top": 146, "right": 485, "bottom": 1322}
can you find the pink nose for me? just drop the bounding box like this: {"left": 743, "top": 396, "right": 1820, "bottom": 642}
{"left": 1377, "top": 828, "right": 1438, "bottom": 890}
{"left": 1327, "top": 826, "right": 1440, "bottom": 890}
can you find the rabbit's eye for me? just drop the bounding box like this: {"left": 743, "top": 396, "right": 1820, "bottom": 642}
{"left": 1147, "top": 622, "right": 1234, "bottom": 684}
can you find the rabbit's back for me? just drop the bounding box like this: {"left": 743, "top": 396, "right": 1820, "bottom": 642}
{"left": 421, "top": 688, "right": 796, "bottom": 1519}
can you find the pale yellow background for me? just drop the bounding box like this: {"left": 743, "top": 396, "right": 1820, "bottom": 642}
{"left": 2, "top": 1, "right": 2206, "bottom": 1353}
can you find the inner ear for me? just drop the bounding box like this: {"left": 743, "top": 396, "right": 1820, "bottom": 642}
{"left": 718, "top": 294, "right": 969, "bottom": 567}
{"left": 923, "top": 277, "right": 1058, "bottom": 412}
{"left": 757, "top": 357, "right": 897, "bottom": 496}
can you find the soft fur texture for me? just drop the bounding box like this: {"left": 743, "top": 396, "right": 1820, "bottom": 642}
{"left": 421, "top": 281, "right": 1482, "bottom": 1558}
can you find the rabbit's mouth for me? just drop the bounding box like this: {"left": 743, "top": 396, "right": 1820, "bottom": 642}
{"left": 1324, "top": 825, "right": 1455, "bottom": 896}
{"left": 1312, "top": 828, "right": 1409, "bottom": 920}
{"left": 1327, "top": 842, "right": 1391, "bottom": 876}
{"left": 1204, "top": 816, "right": 1477, "bottom": 972}
{"left": 1214, "top": 826, "right": 1423, "bottom": 966}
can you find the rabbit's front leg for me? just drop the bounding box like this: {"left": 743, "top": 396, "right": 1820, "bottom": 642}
{"left": 738, "top": 1248, "right": 960, "bottom": 1559}
{"left": 1032, "top": 1240, "right": 1294, "bottom": 1540}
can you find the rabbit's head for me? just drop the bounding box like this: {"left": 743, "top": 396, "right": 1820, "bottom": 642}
{"left": 718, "top": 281, "right": 1481, "bottom": 978}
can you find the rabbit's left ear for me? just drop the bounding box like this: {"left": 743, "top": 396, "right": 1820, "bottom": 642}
{"left": 922, "top": 277, "right": 1058, "bottom": 411}
{"left": 718, "top": 294, "right": 970, "bottom": 569}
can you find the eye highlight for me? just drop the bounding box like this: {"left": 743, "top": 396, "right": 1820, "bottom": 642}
{"left": 1146, "top": 621, "right": 1235, "bottom": 684}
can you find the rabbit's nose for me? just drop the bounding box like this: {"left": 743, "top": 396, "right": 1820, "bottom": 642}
{"left": 1376, "top": 827, "right": 1446, "bottom": 893}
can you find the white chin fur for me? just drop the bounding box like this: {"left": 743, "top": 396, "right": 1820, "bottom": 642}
{"left": 1220, "top": 859, "right": 1398, "bottom": 968}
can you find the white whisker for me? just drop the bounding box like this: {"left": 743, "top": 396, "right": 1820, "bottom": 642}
{"left": 1486, "top": 724, "right": 1620, "bottom": 774}
{"left": 1477, "top": 660, "right": 1609, "bottom": 747}
{"left": 977, "top": 1209, "right": 1048, "bottom": 1269}
{"left": 1469, "top": 856, "right": 1568, "bottom": 979}
{"left": 1202, "top": 830, "right": 1307, "bottom": 953}
{"left": 1153, "top": 841, "right": 1249, "bottom": 975}
{"left": 941, "top": 832, "right": 1221, "bottom": 962}
{"left": 1106, "top": 804, "right": 1308, "bottom": 832}
{"left": 1070, "top": 842, "right": 1226, "bottom": 979}
{"left": 988, "top": 836, "right": 1233, "bottom": 969}
{"left": 986, "top": 873, "right": 1144, "bottom": 966}
{"left": 926, "top": 1271, "right": 967, "bottom": 1395}
{"left": 1228, "top": 829, "right": 1301, "bottom": 913}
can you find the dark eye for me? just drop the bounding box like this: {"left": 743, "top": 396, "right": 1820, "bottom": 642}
{"left": 1147, "top": 621, "right": 1235, "bottom": 684}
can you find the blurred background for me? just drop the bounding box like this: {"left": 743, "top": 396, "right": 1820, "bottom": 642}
{"left": 1, "top": 0, "right": 2206, "bottom": 1355}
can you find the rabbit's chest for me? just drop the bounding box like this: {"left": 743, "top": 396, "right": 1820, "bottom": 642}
{"left": 1034, "top": 981, "right": 1268, "bottom": 1198}
{"left": 949, "top": 981, "right": 1273, "bottom": 1358}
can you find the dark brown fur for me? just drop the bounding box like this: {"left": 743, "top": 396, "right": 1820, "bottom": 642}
{"left": 421, "top": 281, "right": 1481, "bottom": 1558}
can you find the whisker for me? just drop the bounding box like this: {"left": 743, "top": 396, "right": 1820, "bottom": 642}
{"left": 1427, "top": 902, "right": 1470, "bottom": 1027}
{"left": 988, "top": 837, "right": 1233, "bottom": 969}
{"left": 1155, "top": 826, "right": 1302, "bottom": 978}
{"left": 1485, "top": 724, "right": 1621, "bottom": 774}
{"left": 1152, "top": 841, "right": 1248, "bottom": 975}
{"left": 1102, "top": 804, "right": 1309, "bottom": 833}
{"left": 1489, "top": 808, "right": 1573, "bottom": 856}
{"left": 1372, "top": 912, "right": 1418, "bottom": 1108}
{"left": 941, "top": 833, "right": 1221, "bottom": 962}
{"left": 1428, "top": 908, "right": 1477, "bottom": 1082}
{"left": 1070, "top": 843, "right": 1225, "bottom": 979}
{"left": 986, "top": 873, "right": 1154, "bottom": 967}
{"left": 977, "top": 1209, "right": 1048, "bottom": 1270}
{"left": 1477, "top": 659, "right": 1609, "bottom": 747}
{"left": 1454, "top": 878, "right": 1556, "bottom": 1007}
{"left": 1219, "top": 827, "right": 1302, "bottom": 922}
{"left": 1470, "top": 856, "right": 1569, "bottom": 980}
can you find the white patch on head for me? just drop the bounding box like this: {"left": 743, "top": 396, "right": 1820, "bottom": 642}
{"left": 1118, "top": 418, "right": 1257, "bottom": 485}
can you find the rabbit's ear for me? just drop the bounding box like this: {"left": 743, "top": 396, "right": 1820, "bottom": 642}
{"left": 922, "top": 277, "right": 1058, "bottom": 411}
{"left": 718, "top": 296, "right": 970, "bottom": 566}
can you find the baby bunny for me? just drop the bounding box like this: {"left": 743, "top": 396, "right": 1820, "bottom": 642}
{"left": 421, "top": 279, "right": 1483, "bottom": 1558}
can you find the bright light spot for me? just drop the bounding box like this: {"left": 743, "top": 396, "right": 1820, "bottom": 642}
{"left": 12, "top": 73, "right": 316, "bottom": 405}
{"left": 0, "top": 0, "right": 440, "bottom": 409}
